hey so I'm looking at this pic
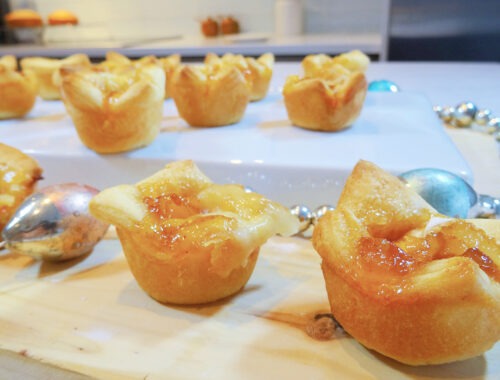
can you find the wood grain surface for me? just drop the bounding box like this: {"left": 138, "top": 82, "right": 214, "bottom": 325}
{"left": 0, "top": 236, "right": 498, "bottom": 379}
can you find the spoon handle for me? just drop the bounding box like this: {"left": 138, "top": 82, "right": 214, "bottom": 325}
{"left": 473, "top": 194, "right": 500, "bottom": 219}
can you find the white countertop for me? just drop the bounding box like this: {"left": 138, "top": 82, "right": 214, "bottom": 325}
{"left": 0, "top": 33, "right": 383, "bottom": 59}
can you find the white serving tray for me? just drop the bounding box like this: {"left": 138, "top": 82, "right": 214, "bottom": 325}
{"left": 0, "top": 91, "right": 471, "bottom": 209}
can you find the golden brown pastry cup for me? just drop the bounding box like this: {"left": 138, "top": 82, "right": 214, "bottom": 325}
{"left": 117, "top": 227, "right": 260, "bottom": 304}
{"left": 89, "top": 160, "right": 299, "bottom": 305}
{"left": 312, "top": 160, "right": 500, "bottom": 365}
{"left": 205, "top": 52, "right": 274, "bottom": 102}
{"left": 60, "top": 63, "right": 165, "bottom": 153}
{"left": 20, "top": 54, "right": 91, "bottom": 100}
{"left": 170, "top": 64, "right": 250, "bottom": 127}
{"left": 302, "top": 50, "right": 370, "bottom": 78}
{"left": 283, "top": 72, "right": 367, "bottom": 131}
{"left": 0, "top": 57, "right": 38, "bottom": 119}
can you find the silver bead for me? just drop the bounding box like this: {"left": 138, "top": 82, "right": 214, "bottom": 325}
{"left": 439, "top": 106, "right": 455, "bottom": 123}
{"left": 312, "top": 205, "right": 335, "bottom": 225}
{"left": 433, "top": 105, "right": 444, "bottom": 119}
{"left": 290, "top": 205, "right": 313, "bottom": 233}
{"left": 474, "top": 109, "right": 492, "bottom": 126}
{"left": 453, "top": 101, "right": 477, "bottom": 127}
{"left": 487, "top": 117, "right": 500, "bottom": 134}
{"left": 494, "top": 129, "right": 500, "bottom": 142}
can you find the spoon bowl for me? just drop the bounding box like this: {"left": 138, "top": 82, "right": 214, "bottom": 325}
{"left": 399, "top": 168, "right": 499, "bottom": 219}
{"left": 1, "top": 183, "right": 109, "bottom": 261}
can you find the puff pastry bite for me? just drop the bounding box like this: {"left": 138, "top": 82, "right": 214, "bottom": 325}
{"left": 205, "top": 53, "right": 274, "bottom": 101}
{"left": 170, "top": 62, "right": 251, "bottom": 127}
{"left": 283, "top": 50, "right": 369, "bottom": 132}
{"left": 302, "top": 50, "right": 370, "bottom": 78}
{"left": 100, "top": 51, "right": 158, "bottom": 71}
{"left": 157, "top": 54, "right": 181, "bottom": 99}
{"left": 0, "top": 55, "right": 38, "bottom": 119}
{"left": 89, "top": 160, "right": 299, "bottom": 304}
{"left": 0, "top": 143, "right": 43, "bottom": 234}
{"left": 60, "top": 62, "right": 165, "bottom": 153}
{"left": 20, "top": 54, "right": 91, "bottom": 100}
{"left": 312, "top": 160, "right": 500, "bottom": 365}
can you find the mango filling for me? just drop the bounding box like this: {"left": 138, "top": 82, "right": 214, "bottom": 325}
{"left": 357, "top": 220, "right": 499, "bottom": 282}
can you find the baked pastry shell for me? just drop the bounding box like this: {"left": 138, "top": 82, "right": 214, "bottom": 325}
{"left": 321, "top": 252, "right": 499, "bottom": 365}
{"left": 117, "top": 227, "right": 259, "bottom": 305}
{"left": 205, "top": 52, "right": 274, "bottom": 102}
{"left": 20, "top": 54, "right": 90, "bottom": 100}
{"left": 60, "top": 64, "right": 165, "bottom": 153}
{"left": 89, "top": 160, "right": 299, "bottom": 305}
{"left": 171, "top": 65, "right": 250, "bottom": 127}
{"left": 312, "top": 160, "right": 500, "bottom": 365}
{"left": 0, "top": 61, "right": 38, "bottom": 119}
{"left": 283, "top": 72, "right": 367, "bottom": 131}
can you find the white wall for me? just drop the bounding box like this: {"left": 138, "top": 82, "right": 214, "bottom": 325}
{"left": 17, "top": 0, "right": 388, "bottom": 42}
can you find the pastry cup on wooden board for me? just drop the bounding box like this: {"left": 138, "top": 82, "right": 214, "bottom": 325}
{"left": 170, "top": 63, "right": 251, "bottom": 127}
{"left": 0, "top": 56, "right": 38, "bottom": 119}
{"left": 0, "top": 143, "right": 43, "bottom": 234}
{"left": 89, "top": 160, "right": 299, "bottom": 305}
{"left": 312, "top": 160, "right": 500, "bottom": 366}
{"left": 205, "top": 52, "right": 274, "bottom": 101}
{"left": 60, "top": 63, "right": 165, "bottom": 154}
{"left": 20, "top": 54, "right": 91, "bottom": 100}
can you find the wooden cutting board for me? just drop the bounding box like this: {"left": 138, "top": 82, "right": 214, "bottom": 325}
{"left": 0, "top": 236, "right": 498, "bottom": 379}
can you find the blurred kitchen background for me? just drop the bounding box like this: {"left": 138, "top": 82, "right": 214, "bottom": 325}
{"left": 0, "top": 0, "right": 499, "bottom": 61}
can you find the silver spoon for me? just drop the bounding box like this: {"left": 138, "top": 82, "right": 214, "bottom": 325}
{"left": 0, "top": 183, "right": 109, "bottom": 262}
{"left": 400, "top": 168, "right": 499, "bottom": 219}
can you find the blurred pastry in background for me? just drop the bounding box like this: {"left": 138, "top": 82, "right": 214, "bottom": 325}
{"left": 283, "top": 50, "right": 369, "bottom": 131}
{"left": 200, "top": 17, "right": 218, "bottom": 37}
{"left": 302, "top": 49, "right": 370, "bottom": 78}
{"left": 205, "top": 52, "right": 274, "bottom": 102}
{"left": 0, "top": 143, "right": 42, "bottom": 234}
{"left": 0, "top": 55, "right": 17, "bottom": 71}
{"left": 170, "top": 62, "right": 250, "bottom": 127}
{"left": 4, "top": 8, "right": 43, "bottom": 28}
{"left": 47, "top": 9, "right": 79, "bottom": 26}
{"left": 99, "top": 51, "right": 158, "bottom": 71}
{"left": 89, "top": 160, "right": 299, "bottom": 305}
{"left": 59, "top": 62, "right": 165, "bottom": 153}
{"left": 220, "top": 16, "right": 240, "bottom": 35}
{"left": 20, "top": 54, "right": 91, "bottom": 100}
{"left": 0, "top": 55, "right": 38, "bottom": 119}
{"left": 158, "top": 54, "right": 181, "bottom": 99}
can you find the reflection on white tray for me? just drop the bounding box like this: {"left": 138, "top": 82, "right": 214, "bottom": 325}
{"left": 0, "top": 91, "right": 471, "bottom": 209}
